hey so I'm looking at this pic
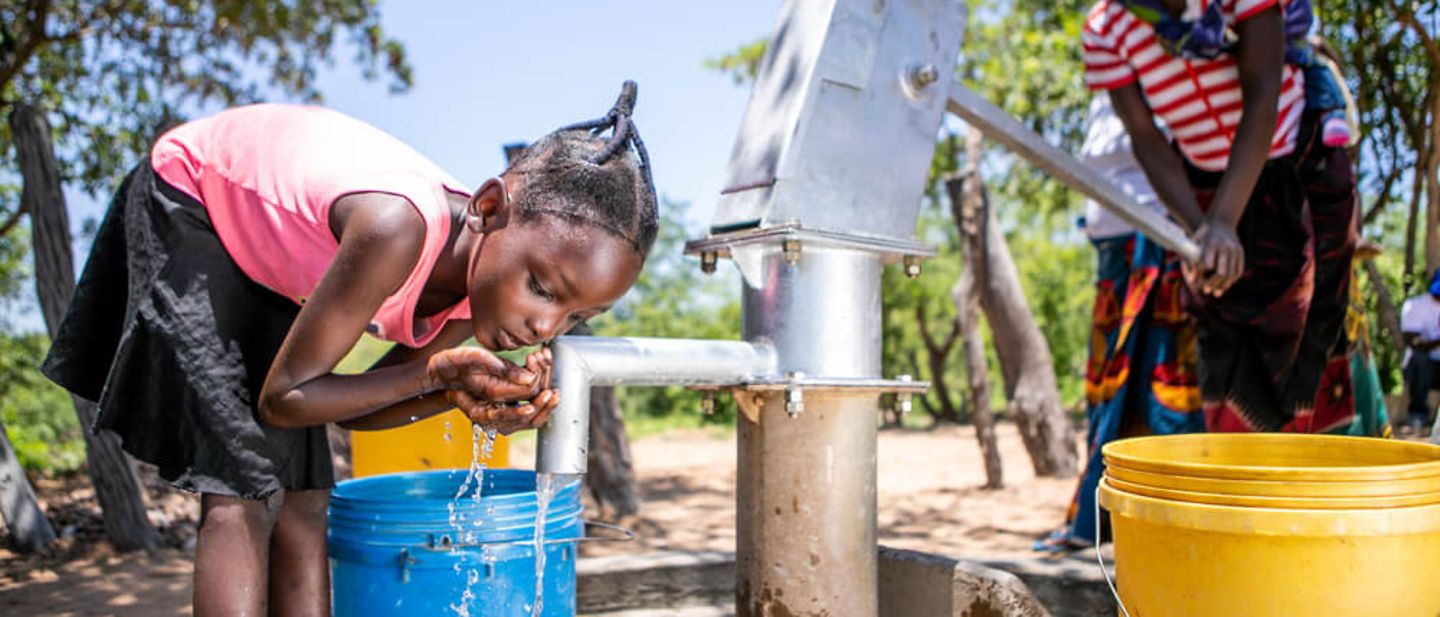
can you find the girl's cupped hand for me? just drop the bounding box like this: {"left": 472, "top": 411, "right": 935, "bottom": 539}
{"left": 426, "top": 346, "right": 558, "bottom": 434}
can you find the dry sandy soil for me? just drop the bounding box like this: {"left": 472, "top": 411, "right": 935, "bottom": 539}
{"left": 0, "top": 423, "right": 1078, "bottom": 616}
{"left": 561, "top": 423, "right": 1079, "bottom": 559}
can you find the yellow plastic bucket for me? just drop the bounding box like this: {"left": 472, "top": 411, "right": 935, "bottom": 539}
{"left": 1098, "top": 434, "right": 1440, "bottom": 616}
{"left": 350, "top": 409, "right": 508, "bottom": 478}
{"left": 1100, "top": 481, "right": 1440, "bottom": 616}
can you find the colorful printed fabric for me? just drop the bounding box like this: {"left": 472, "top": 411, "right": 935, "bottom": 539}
{"left": 1067, "top": 234, "right": 1205, "bottom": 543}
{"left": 1115, "top": 0, "right": 1312, "bottom": 61}
{"left": 1317, "top": 261, "right": 1391, "bottom": 437}
{"left": 1187, "top": 116, "right": 1358, "bottom": 433}
{"left": 1114, "top": 0, "right": 1235, "bottom": 60}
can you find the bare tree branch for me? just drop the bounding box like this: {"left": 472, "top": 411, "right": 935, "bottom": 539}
{"left": 0, "top": 0, "right": 54, "bottom": 91}
{"left": 0, "top": 204, "right": 25, "bottom": 238}
{"left": 940, "top": 318, "right": 961, "bottom": 354}
{"left": 916, "top": 304, "right": 938, "bottom": 350}
{"left": 1363, "top": 164, "right": 1403, "bottom": 226}
{"left": 1388, "top": 0, "right": 1440, "bottom": 67}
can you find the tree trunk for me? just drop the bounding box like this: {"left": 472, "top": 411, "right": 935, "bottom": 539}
{"left": 954, "top": 272, "right": 1002, "bottom": 489}
{"left": 955, "top": 275, "right": 1004, "bottom": 488}
{"left": 952, "top": 129, "right": 1003, "bottom": 490}
{"left": 0, "top": 414, "right": 56, "bottom": 552}
{"left": 10, "top": 102, "right": 159, "bottom": 553}
{"left": 1425, "top": 80, "right": 1440, "bottom": 280}
{"left": 1405, "top": 161, "right": 1423, "bottom": 290}
{"left": 1364, "top": 260, "right": 1405, "bottom": 354}
{"left": 568, "top": 323, "right": 640, "bottom": 519}
{"left": 945, "top": 126, "right": 1078, "bottom": 478}
{"left": 585, "top": 384, "right": 641, "bottom": 518}
{"left": 915, "top": 305, "right": 961, "bottom": 424}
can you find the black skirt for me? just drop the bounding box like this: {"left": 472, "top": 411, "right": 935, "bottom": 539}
{"left": 42, "top": 164, "right": 333, "bottom": 498}
{"left": 1182, "top": 111, "right": 1357, "bottom": 432}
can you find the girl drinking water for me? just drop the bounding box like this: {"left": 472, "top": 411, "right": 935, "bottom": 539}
{"left": 42, "top": 82, "right": 658, "bottom": 615}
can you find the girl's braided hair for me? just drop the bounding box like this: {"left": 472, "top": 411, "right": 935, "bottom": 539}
{"left": 504, "top": 81, "right": 659, "bottom": 257}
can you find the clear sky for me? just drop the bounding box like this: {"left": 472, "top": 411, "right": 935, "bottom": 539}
{"left": 28, "top": 1, "right": 782, "bottom": 331}
{"left": 304, "top": 1, "right": 780, "bottom": 211}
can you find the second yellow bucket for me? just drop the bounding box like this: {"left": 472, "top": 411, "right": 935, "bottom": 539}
{"left": 350, "top": 409, "right": 509, "bottom": 478}
{"left": 1099, "top": 434, "right": 1440, "bottom": 616}
{"left": 1100, "top": 481, "right": 1440, "bottom": 616}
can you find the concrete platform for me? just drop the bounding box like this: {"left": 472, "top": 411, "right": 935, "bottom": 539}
{"left": 584, "top": 607, "right": 735, "bottom": 617}
{"left": 577, "top": 547, "right": 1116, "bottom": 616}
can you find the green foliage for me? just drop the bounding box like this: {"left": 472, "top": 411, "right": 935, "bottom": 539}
{"left": 0, "top": 1, "right": 412, "bottom": 474}
{"left": 703, "top": 37, "right": 768, "bottom": 84}
{"left": 1363, "top": 253, "right": 1406, "bottom": 394}
{"left": 0, "top": 0, "right": 413, "bottom": 224}
{"left": 0, "top": 226, "right": 78, "bottom": 473}
{"left": 335, "top": 334, "right": 393, "bottom": 375}
{"left": 1362, "top": 201, "right": 1420, "bottom": 395}
{"left": 960, "top": 0, "right": 1093, "bottom": 226}
{"left": 1322, "top": 1, "right": 1438, "bottom": 283}
{"left": 0, "top": 221, "right": 30, "bottom": 320}
{"left": 1317, "top": 2, "right": 1438, "bottom": 393}
{"left": 879, "top": 202, "right": 971, "bottom": 418}
{"left": 591, "top": 199, "right": 742, "bottom": 426}
{"left": 948, "top": 1, "right": 1099, "bottom": 411}
{"left": 0, "top": 332, "right": 84, "bottom": 473}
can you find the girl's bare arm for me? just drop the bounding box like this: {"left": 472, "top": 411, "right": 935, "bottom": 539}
{"left": 257, "top": 193, "right": 539, "bottom": 429}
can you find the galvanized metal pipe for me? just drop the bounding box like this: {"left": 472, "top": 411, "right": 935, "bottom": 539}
{"left": 734, "top": 244, "right": 883, "bottom": 616}
{"left": 946, "top": 84, "right": 1203, "bottom": 263}
{"left": 740, "top": 245, "right": 883, "bottom": 379}
{"left": 535, "top": 336, "right": 776, "bottom": 476}
{"left": 736, "top": 390, "right": 879, "bottom": 616}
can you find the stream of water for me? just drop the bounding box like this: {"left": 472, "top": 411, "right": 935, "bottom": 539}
{"left": 437, "top": 422, "right": 576, "bottom": 615}
{"left": 447, "top": 425, "right": 497, "bottom": 616}
{"left": 528, "top": 471, "right": 579, "bottom": 616}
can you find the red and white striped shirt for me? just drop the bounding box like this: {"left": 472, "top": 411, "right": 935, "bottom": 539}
{"left": 1082, "top": 0, "right": 1305, "bottom": 172}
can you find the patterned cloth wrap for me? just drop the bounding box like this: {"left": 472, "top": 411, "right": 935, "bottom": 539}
{"left": 1115, "top": 0, "right": 1313, "bottom": 62}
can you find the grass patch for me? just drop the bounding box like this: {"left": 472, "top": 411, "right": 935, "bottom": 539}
{"left": 619, "top": 409, "right": 733, "bottom": 440}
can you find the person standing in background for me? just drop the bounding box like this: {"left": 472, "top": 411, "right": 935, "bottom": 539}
{"left": 1400, "top": 269, "right": 1440, "bottom": 437}
{"left": 1311, "top": 240, "right": 1390, "bottom": 437}
{"left": 1083, "top": 0, "right": 1359, "bottom": 432}
{"left": 1035, "top": 95, "right": 1204, "bottom": 553}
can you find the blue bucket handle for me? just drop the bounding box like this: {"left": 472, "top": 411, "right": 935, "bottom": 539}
{"left": 423, "top": 519, "right": 635, "bottom": 551}
{"left": 398, "top": 548, "right": 417, "bottom": 583}
{"left": 397, "top": 520, "right": 634, "bottom": 582}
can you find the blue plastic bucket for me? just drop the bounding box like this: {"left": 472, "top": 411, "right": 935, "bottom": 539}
{"left": 329, "top": 469, "right": 582, "bottom": 616}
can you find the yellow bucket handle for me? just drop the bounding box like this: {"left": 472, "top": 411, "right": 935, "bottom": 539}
{"left": 1097, "top": 482, "right": 1133, "bottom": 617}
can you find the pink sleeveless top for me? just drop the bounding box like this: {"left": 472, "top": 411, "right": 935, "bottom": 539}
{"left": 150, "top": 104, "right": 472, "bottom": 348}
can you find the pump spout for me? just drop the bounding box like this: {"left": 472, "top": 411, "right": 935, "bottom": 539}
{"left": 535, "top": 336, "right": 776, "bottom": 476}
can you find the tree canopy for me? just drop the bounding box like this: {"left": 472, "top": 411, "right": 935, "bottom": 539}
{"left": 0, "top": 0, "right": 411, "bottom": 216}
{"left": 1322, "top": 1, "right": 1440, "bottom": 289}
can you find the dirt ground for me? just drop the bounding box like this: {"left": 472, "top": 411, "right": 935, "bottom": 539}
{"left": 561, "top": 423, "right": 1078, "bottom": 559}
{"left": 0, "top": 423, "right": 1077, "bottom": 616}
